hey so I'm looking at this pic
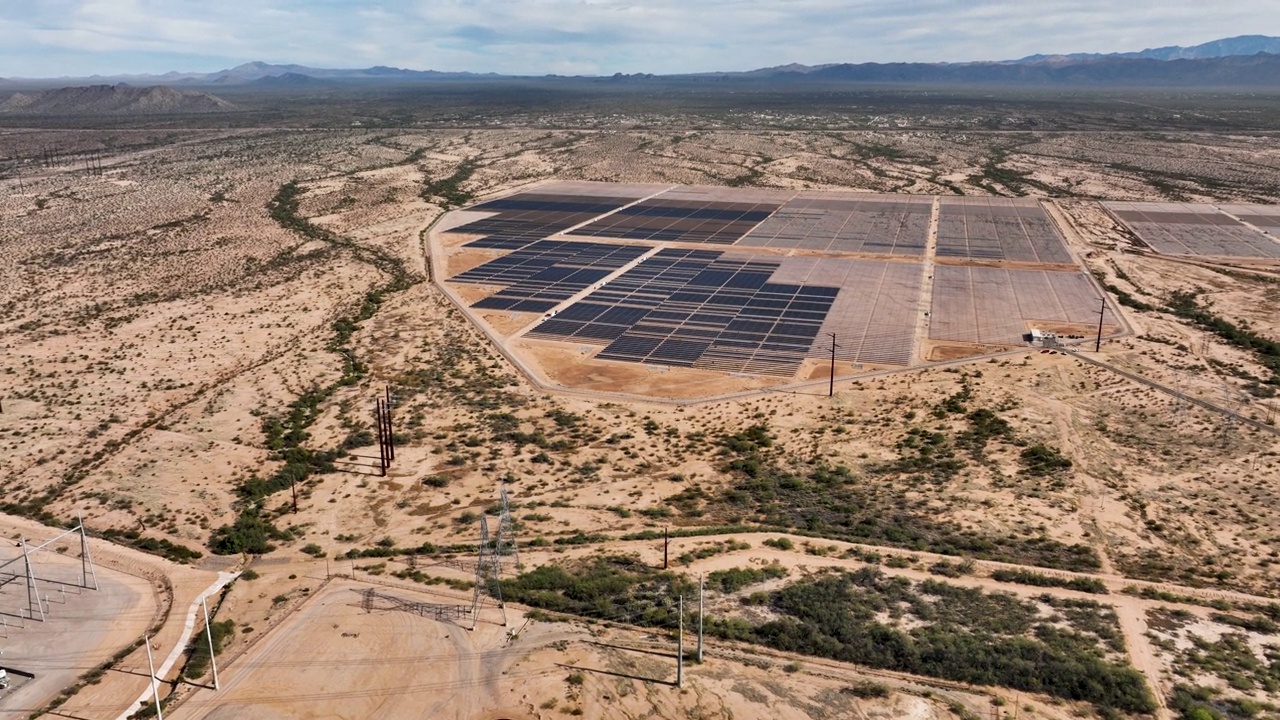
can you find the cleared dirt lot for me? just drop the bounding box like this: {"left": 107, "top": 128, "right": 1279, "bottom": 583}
{"left": 168, "top": 579, "right": 540, "bottom": 720}
{"left": 0, "top": 548, "right": 154, "bottom": 720}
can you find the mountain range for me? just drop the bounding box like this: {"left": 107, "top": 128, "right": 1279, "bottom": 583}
{"left": 1014, "top": 34, "right": 1280, "bottom": 63}
{"left": 0, "top": 84, "right": 236, "bottom": 115}
{"left": 3, "top": 35, "right": 1280, "bottom": 93}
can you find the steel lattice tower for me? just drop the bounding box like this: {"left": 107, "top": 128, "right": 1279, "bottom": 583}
{"left": 470, "top": 515, "right": 506, "bottom": 627}
{"left": 496, "top": 487, "right": 519, "bottom": 570}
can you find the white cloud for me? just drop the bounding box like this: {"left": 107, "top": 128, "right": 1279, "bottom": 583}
{"left": 1, "top": 0, "right": 1279, "bottom": 76}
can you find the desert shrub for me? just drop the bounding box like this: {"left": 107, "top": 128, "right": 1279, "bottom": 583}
{"left": 842, "top": 680, "right": 890, "bottom": 698}
{"left": 707, "top": 564, "right": 787, "bottom": 593}
{"left": 209, "top": 511, "right": 280, "bottom": 555}
{"left": 992, "top": 568, "right": 1108, "bottom": 594}
{"left": 763, "top": 537, "right": 794, "bottom": 551}
{"left": 751, "top": 571, "right": 1155, "bottom": 714}
{"left": 1019, "top": 444, "right": 1073, "bottom": 476}
{"left": 184, "top": 619, "right": 235, "bottom": 679}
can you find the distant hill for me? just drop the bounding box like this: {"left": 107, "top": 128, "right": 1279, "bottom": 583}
{"left": 768, "top": 53, "right": 1280, "bottom": 86}
{"left": 7, "top": 35, "right": 1280, "bottom": 89}
{"left": 248, "top": 72, "right": 327, "bottom": 88}
{"left": 193, "top": 62, "right": 488, "bottom": 85}
{"left": 1016, "top": 34, "right": 1280, "bottom": 63}
{"left": 0, "top": 84, "right": 237, "bottom": 115}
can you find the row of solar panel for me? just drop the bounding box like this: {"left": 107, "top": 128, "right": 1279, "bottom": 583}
{"left": 451, "top": 195, "right": 639, "bottom": 247}
{"left": 572, "top": 226, "right": 760, "bottom": 245}
{"left": 466, "top": 235, "right": 541, "bottom": 250}
{"left": 522, "top": 247, "right": 838, "bottom": 376}
{"left": 452, "top": 241, "right": 651, "bottom": 316}
{"left": 472, "top": 196, "right": 637, "bottom": 214}
{"left": 606, "top": 205, "right": 774, "bottom": 221}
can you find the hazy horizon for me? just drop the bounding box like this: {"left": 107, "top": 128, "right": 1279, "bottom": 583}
{"left": 3, "top": 1, "right": 1280, "bottom": 78}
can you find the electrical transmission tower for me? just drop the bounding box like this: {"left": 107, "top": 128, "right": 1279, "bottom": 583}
{"left": 470, "top": 515, "right": 506, "bottom": 628}
{"left": 495, "top": 487, "right": 519, "bottom": 570}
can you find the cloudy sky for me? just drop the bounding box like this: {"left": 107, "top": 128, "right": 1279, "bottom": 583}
{"left": 2, "top": 0, "right": 1278, "bottom": 77}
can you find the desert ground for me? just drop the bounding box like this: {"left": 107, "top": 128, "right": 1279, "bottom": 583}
{"left": 2, "top": 123, "right": 1280, "bottom": 720}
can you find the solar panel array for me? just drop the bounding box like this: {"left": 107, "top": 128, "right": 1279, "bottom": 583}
{"left": 1221, "top": 204, "right": 1280, "bottom": 233}
{"left": 450, "top": 193, "right": 641, "bottom": 251}
{"left": 527, "top": 249, "right": 839, "bottom": 376}
{"left": 740, "top": 194, "right": 930, "bottom": 255}
{"left": 930, "top": 266, "right": 1100, "bottom": 345}
{"left": 450, "top": 240, "right": 650, "bottom": 314}
{"left": 569, "top": 199, "right": 780, "bottom": 245}
{"left": 1106, "top": 202, "right": 1280, "bottom": 259}
{"left": 771, "top": 258, "right": 923, "bottom": 366}
{"left": 936, "top": 198, "right": 1074, "bottom": 264}
{"left": 436, "top": 183, "right": 1137, "bottom": 383}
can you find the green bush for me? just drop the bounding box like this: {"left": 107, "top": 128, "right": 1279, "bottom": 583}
{"left": 1019, "top": 444, "right": 1073, "bottom": 476}
{"left": 210, "top": 511, "right": 280, "bottom": 555}
{"left": 842, "top": 680, "right": 890, "bottom": 698}
{"left": 763, "top": 537, "right": 794, "bottom": 551}
{"left": 707, "top": 564, "right": 787, "bottom": 593}
{"left": 184, "top": 619, "right": 235, "bottom": 679}
{"left": 992, "top": 568, "right": 1108, "bottom": 594}
{"left": 747, "top": 571, "right": 1154, "bottom": 714}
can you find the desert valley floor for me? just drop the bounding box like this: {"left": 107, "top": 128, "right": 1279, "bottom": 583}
{"left": 1, "top": 126, "right": 1280, "bottom": 720}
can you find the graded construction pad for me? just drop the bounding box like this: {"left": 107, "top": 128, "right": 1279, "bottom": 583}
{"left": 440, "top": 182, "right": 1121, "bottom": 392}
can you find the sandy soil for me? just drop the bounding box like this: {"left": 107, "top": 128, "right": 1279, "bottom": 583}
{"left": 3, "top": 127, "right": 1280, "bottom": 718}
{"left": 165, "top": 577, "right": 1067, "bottom": 720}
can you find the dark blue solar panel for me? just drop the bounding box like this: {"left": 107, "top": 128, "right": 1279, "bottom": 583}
{"left": 558, "top": 303, "right": 610, "bottom": 322}
{"left": 462, "top": 233, "right": 844, "bottom": 377}
{"left": 511, "top": 299, "right": 559, "bottom": 313}
{"left": 599, "top": 336, "right": 662, "bottom": 358}
{"left": 466, "top": 235, "right": 536, "bottom": 250}
{"left": 532, "top": 319, "right": 583, "bottom": 337}
{"left": 574, "top": 323, "right": 629, "bottom": 342}
{"left": 456, "top": 240, "right": 653, "bottom": 314}
{"left": 598, "top": 306, "right": 649, "bottom": 325}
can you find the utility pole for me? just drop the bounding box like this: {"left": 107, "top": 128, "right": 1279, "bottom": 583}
{"left": 676, "top": 594, "right": 684, "bottom": 688}
{"left": 375, "top": 398, "right": 388, "bottom": 477}
{"left": 827, "top": 333, "right": 840, "bottom": 397}
{"left": 146, "top": 636, "right": 164, "bottom": 720}
{"left": 1094, "top": 298, "right": 1107, "bottom": 352}
{"left": 21, "top": 538, "right": 44, "bottom": 622}
{"left": 78, "top": 512, "right": 98, "bottom": 590}
{"left": 384, "top": 385, "right": 394, "bottom": 461}
{"left": 697, "top": 573, "right": 704, "bottom": 663}
{"left": 202, "top": 596, "right": 220, "bottom": 690}
{"left": 663, "top": 527, "right": 669, "bottom": 570}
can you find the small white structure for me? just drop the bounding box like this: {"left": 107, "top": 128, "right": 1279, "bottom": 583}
{"left": 1028, "top": 328, "right": 1058, "bottom": 345}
